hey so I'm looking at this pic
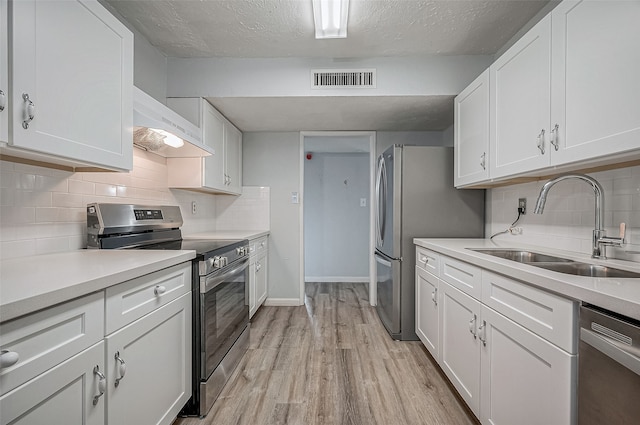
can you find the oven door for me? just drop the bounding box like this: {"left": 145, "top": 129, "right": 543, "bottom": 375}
{"left": 200, "top": 257, "right": 249, "bottom": 380}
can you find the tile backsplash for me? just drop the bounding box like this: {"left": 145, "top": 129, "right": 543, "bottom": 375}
{"left": 488, "top": 165, "right": 640, "bottom": 263}
{"left": 0, "top": 149, "right": 269, "bottom": 259}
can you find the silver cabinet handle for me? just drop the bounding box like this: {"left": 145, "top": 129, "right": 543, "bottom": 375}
{"left": 431, "top": 288, "right": 438, "bottom": 306}
{"left": 478, "top": 320, "right": 487, "bottom": 346}
{"left": 154, "top": 285, "right": 166, "bottom": 296}
{"left": 536, "top": 129, "right": 545, "bottom": 154}
{"left": 469, "top": 315, "right": 477, "bottom": 338}
{"left": 256, "top": 261, "right": 262, "bottom": 272}
{"left": 22, "top": 93, "right": 35, "bottom": 129}
{"left": 0, "top": 350, "right": 20, "bottom": 368}
{"left": 480, "top": 152, "right": 486, "bottom": 170}
{"left": 420, "top": 256, "right": 428, "bottom": 265}
{"left": 550, "top": 124, "right": 560, "bottom": 151}
{"left": 93, "top": 366, "right": 106, "bottom": 405}
{"left": 0, "top": 89, "right": 6, "bottom": 112}
{"left": 114, "top": 351, "right": 126, "bottom": 387}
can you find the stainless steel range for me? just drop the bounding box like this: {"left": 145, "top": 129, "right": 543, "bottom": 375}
{"left": 87, "top": 203, "right": 249, "bottom": 417}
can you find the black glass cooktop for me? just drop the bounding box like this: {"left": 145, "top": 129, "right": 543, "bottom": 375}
{"left": 138, "top": 238, "right": 246, "bottom": 259}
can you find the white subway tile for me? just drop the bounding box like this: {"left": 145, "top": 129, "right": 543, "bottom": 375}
{"left": 36, "top": 237, "right": 70, "bottom": 255}
{"left": 0, "top": 239, "right": 36, "bottom": 259}
{"left": 35, "top": 175, "right": 68, "bottom": 192}
{"left": 52, "top": 192, "right": 84, "bottom": 208}
{"left": 68, "top": 179, "right": 95, "bottom": 195}
{"left": 95, "top": 183, "right": 117, "bottom": 197}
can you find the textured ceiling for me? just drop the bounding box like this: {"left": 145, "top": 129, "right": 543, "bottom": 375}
{"left": 106, "top": 0, "right": 552, "bottom": 131}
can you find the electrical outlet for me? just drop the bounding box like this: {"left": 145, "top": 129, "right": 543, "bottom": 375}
{"left": 518, "top": 198, "right": 526, "bottom": 214}
{"left": 192, "top": 201, "right": 197, "bottom": 214}
{"left": 360, "top": 198, "right": 367, "bottom": 207}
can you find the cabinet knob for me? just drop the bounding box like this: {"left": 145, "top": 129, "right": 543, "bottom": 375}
{"left": 480, "top": 152, "right": 486, "bottom": 170}
{"left": 0, "top": 89, "right": 6, "bottom": 112}
{"left": 0, "top": 350, "right": 20, "bottom": 369}
{"left": 154, "top": 285, "right": 166, "bottom": 296}
{"left": 550, "top": 124, "right": 560, "bottom": 151}
{"left": 114, "top": 351, "right": 127, "bottom": 387}
{"left": 93, "top": 365, "right": 106, "bottom": 405}
{"left": 536, "top": 129, "right": 546, "bottom": 154}
{"left": 22, "top": 93, "right": 35, "bottom": 129}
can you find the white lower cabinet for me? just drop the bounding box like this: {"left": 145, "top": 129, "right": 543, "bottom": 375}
{"left": 480, "top": 306, "right": 574, "bottom": 425}
{"left": 249, "top": 235, "right": 269, "bottom": 318}
{"left": 415, "top": 247, "right": 577, "bottom": 424}
{"left": 105, "top": 293, "right": 191, "bottom": 425}
{"left": 440, "top": 281, "right": 482, "bottom": 415}
{"left": 415, "top": 266, "right": 440, "bottom": 360}
{"left": 0, "top": 342, "right": 105, "bottom": 425}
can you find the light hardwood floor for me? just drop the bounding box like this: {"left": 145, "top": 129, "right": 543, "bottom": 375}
{"left": 174, "top": 282, "right": 478, "bottom": 425}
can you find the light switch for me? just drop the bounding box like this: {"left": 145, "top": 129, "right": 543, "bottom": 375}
{"left": 291, "top": 192, "right": 299, "bottom": 204}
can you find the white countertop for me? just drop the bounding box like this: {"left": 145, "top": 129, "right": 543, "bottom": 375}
{"left": 414, "top": 238, "right": 640, "bottom": 321}
{"left": 185, "top": 230, "right": 269, "bottom": 240}
{"left": 0, "top": 250, "right": 195, "bottom": 323}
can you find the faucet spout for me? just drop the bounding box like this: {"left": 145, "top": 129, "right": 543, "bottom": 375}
{"left": 534, "top": 174, "right": 607, "bottom": 258}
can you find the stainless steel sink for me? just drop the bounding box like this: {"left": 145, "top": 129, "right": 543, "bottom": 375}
{"left": 470, "top": 249, "right": 574, "bottom": 263}
{"left": 469, "top": 248, "right": 640, "bottom": 278}
{"left": 531, "top": 262, "right": 640, "bottom": 278}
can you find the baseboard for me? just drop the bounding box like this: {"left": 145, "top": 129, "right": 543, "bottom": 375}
{"left": 264, "top": 298, "right": 302, "bottom": 307}
{"left": 304, "top": 276, "right": 369, "bottom": 283}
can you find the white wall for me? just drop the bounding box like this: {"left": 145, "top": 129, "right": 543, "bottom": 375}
{"left": 488, "top": 166, "right": 640, "bottom": 263}
{"left": 166, "top": 56, "right": 492, "bottom": 98}
{"left": 242, "top": 132, "right": 301, "bottom": 302}
{"left": 304, "top": 152, "right": 369, "bottom": 282}
{"left": 376, "top": 131, "right": 448, "bottom": 155}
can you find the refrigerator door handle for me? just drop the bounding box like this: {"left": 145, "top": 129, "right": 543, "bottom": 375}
{"left": 375, "top": 155, "right": 386, "bottom": 247}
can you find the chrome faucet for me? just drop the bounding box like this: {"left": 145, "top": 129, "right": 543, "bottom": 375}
{"left": 534, "top": 174, "right": 625, "bottom": 259}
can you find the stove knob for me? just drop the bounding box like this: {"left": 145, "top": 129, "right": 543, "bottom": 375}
{"left": 213, "top": 256, "right": 221, "bottom": 268}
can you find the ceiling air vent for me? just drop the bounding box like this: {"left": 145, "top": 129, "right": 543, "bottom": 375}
{"left": 311, "top": 69, "right": 376, "bottom": 89}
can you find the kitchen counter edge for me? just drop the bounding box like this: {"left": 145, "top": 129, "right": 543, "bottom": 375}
{"left": 0, "top": 250, "right": 196, "bottom": 323}
{"left": 413, "top": 238, "right": 640, "bottom": 321}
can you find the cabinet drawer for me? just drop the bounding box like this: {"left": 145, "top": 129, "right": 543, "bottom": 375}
{"left": 249, "top": 236, "right": 268, "bottom": 256}
{"left": 0, "top": 292, "right": 104, "bottom": 396}
{"left": 481, "top": 271, "right": 577, "bottom": 354}
{"left": 106, "top": 263, "right": 191, "bottom": 334}
{"left": 440, "top": 255, "right": 482, "bottom": 300}
{"left": 416, "top": 246, "right": 439, "bottom": 276}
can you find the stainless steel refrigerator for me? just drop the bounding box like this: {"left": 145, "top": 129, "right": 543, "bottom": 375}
{"left": 375, "top": 145, "right": 484, "bottom": 340}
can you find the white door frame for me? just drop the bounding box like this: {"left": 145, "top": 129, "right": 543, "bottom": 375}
{"left": 299, "top": 131, "right": 377, "bottom": 306}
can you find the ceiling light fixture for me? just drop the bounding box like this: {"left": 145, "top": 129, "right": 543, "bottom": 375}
{"left": 150, "top": 128, "right": 184, "bottom": 148}
{"left": 312, "top": 0, "right": 349, "bottom": 39}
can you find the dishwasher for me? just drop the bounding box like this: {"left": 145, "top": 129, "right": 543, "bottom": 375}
{"left": 578, "top": 304, "right": 640, "bottom": 425}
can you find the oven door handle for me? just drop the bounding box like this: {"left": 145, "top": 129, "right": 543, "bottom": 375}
{"left": 201, "top": 258, "right": 249, "bottom": 294}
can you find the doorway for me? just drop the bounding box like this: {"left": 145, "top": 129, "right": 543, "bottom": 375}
{"left": 299, "top": 132, "right": 376, "bottom": 306}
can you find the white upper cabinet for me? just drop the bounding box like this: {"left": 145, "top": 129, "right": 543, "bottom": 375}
{"left": 550, "top": 0, "right": 640, "bottom": 164}
{"left": 5, "top": 0, "right": 133, "bottom": 171}
{"left": 454, "top": 69, "right": 490, "bottom": 187}
{"left": 167, "top": 98, "right": 243, "bottom": 195}
{"left": 489, "top": 14, "right": 552, "bottom": 179}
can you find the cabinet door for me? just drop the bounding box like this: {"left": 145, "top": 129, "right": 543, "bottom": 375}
{"left": 489, "top": 14, "right": 551, "bottom": 179}
{"left": 550, "top": 0, "right": 640, "bottom": 165}
{"left": 105, "top": 294, "right": 191, "bottom": 425}
{"left": 0, "top": 342, "right": 105, "bottom": 425}
{"left": 415, "top": 267, "right": 439, "bottom": 360}
{"left": 454, "top": 69, "right": 490, "bottom": 187}
{"left": 480, "top": 306, "right": 575, "bottom": 425}
{"left": 10, "top": 0, "right": 133, "bottom": 171}
{"left": 225, "top": 122, "right": 242, "bottom": 194}
{"left": 0, "top": 0, "right": 7, "bottom": 144}
{"left": 439, "top": 281, "right": 481, "bottom": 415}
{"left": 255, "top": 251, "right": 268, "bottom": 308}
{"left": 202, "top": 100, "right": 226, "bottom": 190}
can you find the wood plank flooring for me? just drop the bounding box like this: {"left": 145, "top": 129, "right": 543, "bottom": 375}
{"left": 174, "top": 282, "right": 479, "bottom": 425}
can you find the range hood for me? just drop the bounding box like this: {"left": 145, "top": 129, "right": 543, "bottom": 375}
{"left": 133, "top": 87, "right": 213, "bottom": 157}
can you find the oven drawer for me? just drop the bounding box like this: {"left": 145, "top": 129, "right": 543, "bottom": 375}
{"left": 0, "top": 292, "right": 104, "bottom": 396}
{"left": 106, "top": 263, "right": 191, "bottom": 334}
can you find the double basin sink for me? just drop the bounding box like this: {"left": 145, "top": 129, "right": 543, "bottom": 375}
{"left": 470, "top": 249, "right": 640, "bottom": 279}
